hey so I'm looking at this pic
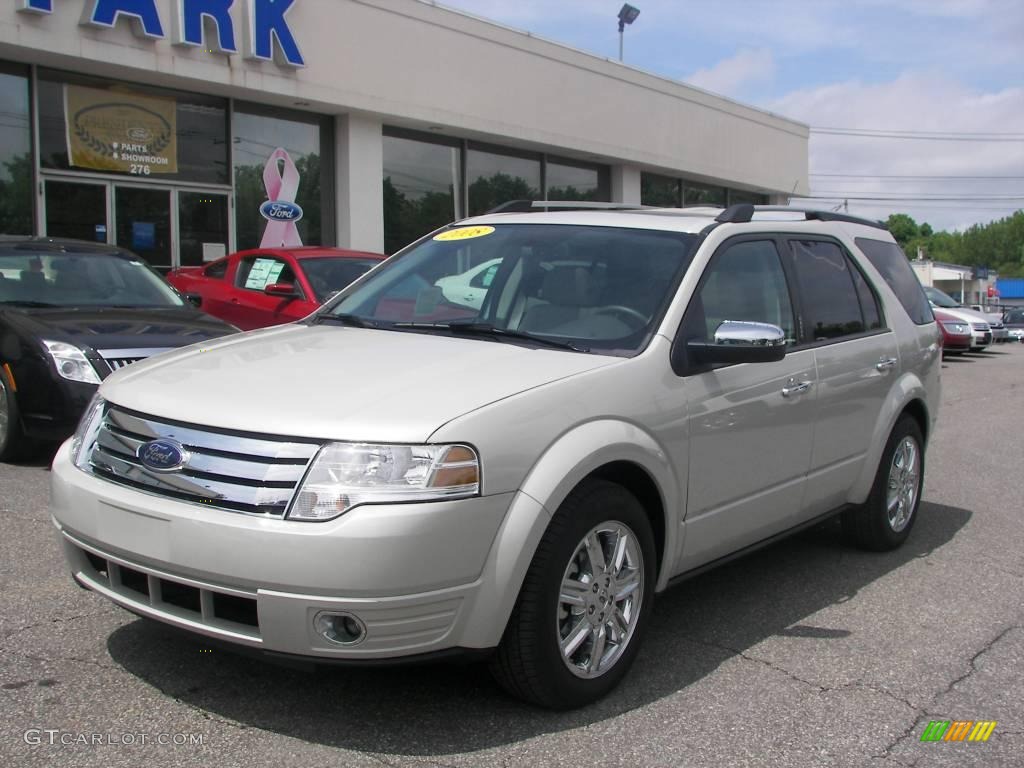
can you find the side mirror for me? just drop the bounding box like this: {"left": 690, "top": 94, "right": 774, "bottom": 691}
{"left": 185, "top": 293, "right": 202, "bottom": 308}
{"left": 687, "top": 320, "right": 788, "bottom": 366}
{"left": 265, "top": 282, "right": 299, "bottom": 299}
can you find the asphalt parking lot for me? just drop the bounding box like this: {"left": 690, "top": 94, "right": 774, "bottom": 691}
{"left": 2, "top": 345, "right": 1022, "bottom": 768}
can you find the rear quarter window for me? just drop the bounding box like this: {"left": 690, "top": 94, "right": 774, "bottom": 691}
{"left": 854, "top": 238, "right": 933, "bottom": 325}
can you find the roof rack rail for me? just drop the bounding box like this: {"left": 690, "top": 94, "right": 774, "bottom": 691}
{"left": 485, "top": 200, "right": 648, "bottom": 214}
{"left": 715, "top": 204, "right": 888, "bottom": 230}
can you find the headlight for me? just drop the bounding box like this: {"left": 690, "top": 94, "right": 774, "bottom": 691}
{"left": 42, "top": 340, "right": 101, "bottom": 384}
{"left": 939, "top": 321, "right": 968, "bottom": 334}
{"left": 288, "top": 443, "right": 480, "bottom": 522}
{"left": 70, "top": 394, "right": 105, "bottom": 470}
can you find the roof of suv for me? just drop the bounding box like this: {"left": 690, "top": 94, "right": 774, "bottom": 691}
{"left": 458, "top": 203, "right": 890, "bottom": 237}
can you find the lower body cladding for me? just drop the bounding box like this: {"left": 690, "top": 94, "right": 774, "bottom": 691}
{"left": 50, "top": 442, "right": 527, "bottom": 661}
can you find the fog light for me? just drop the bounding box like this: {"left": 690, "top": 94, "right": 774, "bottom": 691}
{"left": 314, "top": 611, "right": 366, "bottom": 646}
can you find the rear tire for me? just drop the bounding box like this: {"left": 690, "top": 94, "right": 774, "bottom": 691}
{"left": 490, "top": 479, "right": 656, "bottom": 709}
{"left": 842, "top": 416, "right": 924, "bottom": 551}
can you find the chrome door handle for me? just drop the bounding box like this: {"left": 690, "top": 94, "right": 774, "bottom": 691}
{"left": 875, "top": 357, "right": 898, "bottom": 371}
{"left": 782, "top": 379, "right": 813, "bottom": 398}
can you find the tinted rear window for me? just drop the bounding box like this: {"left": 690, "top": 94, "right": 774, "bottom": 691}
{"left": 854, "top": 238, "right": 933, "bottom": 325}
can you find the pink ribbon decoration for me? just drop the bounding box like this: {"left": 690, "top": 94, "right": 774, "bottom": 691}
{"left": 260, "top": 147, "right": 304, "bottom": 248}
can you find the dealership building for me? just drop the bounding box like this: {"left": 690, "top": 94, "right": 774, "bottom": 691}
{"left": 0, "top": 0, "right": 809, "bottom": 267}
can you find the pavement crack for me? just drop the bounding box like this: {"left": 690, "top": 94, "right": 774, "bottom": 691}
{"left": 873, "top": 623, "right": 1022, "bottom": 760}
{"left": 0, "top": 610, "right": 117, "bottom": 644}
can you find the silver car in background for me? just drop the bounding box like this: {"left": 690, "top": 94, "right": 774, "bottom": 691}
{"left": 51, "top": 205, "right": 941, "bottom": 709}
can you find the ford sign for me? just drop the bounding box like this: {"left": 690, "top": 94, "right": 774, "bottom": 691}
{"left": 137, "top": 439, "right": 189, "bottom": 473}
{"left": 260, "top": 200, "right": 303, "bottom": 223}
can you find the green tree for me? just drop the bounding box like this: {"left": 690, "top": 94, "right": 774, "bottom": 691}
{"left": 886, "top": 213, "right": 919, "bottom": 249}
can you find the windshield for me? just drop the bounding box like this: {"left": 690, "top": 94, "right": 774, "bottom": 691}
{"left": 0, "top": 250, "right": 184, "bottom": 308}
{"left": 923, "top": 285, "right": 960, "bottom": 308}
{"left": 322, "top": 224, "right": 698, "bottom": 355}
{"left": 300, "top": 257, "right": 382, "bottom": 302}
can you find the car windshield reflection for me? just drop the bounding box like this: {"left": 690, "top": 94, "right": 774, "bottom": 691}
{"left": 323, "top": 224, "right": 697, "bottom": 356}
{"left": 0, "top": 251, "right": 184, "bottom": 309}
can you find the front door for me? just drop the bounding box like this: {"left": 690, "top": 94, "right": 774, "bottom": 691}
{"left": 42, "top": 178, "right": 230, "bottom": 272}
{"left": 114, "top": 185, "right": 172, "bottom": 271}
{"left": 676, "top": 238, "right": 817, "bottom": 571}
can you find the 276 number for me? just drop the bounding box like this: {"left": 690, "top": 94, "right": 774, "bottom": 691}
{"left": 129, "top": 164, "right": 151, "bottom": 176}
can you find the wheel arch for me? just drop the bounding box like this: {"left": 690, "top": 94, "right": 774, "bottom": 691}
{"left": 848, "top": 374, "right": 931, "bottom": 504}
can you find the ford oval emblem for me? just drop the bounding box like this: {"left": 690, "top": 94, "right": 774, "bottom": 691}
{"left": 259, "top": 200, "right": 303, "bottom": 223}
{"left": 137, "top": 439, "right": 189, "bottom": 473}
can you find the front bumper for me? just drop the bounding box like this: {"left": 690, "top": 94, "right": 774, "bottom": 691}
{"left": 51, "top": 442, "right": 518, "bottom": 660}
{"left": 971, "top": 330, "right": 992, "bottom": 348}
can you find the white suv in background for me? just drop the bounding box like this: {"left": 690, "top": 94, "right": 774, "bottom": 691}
{"left": 51, "top": 204, "right": 941, "bottom": 709}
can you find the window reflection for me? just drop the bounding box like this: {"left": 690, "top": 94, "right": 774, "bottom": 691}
{"left": 547, "top": 162, "right": 606, "bottom": 201}
{"left": 641, "top": 173, "right": 682, "bottom": 207}
{"left": 383, "top": 134, "right": 460, "bottom": 254}
{"left": 467, "top": 148, "right": 540, "bottom": 217}
{"left": 0, "top": 66, "right": 32, "bottom": 235}
{"left": 233, "top": 109, "right": 324, "bottom": 251}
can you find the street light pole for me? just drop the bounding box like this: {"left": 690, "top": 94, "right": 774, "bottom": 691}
{"left": 617, "top": 4, "right": 640, "bottom": 62}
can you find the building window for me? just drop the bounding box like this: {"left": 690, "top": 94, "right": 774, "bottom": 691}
{"left": 0, "top": 62, "right": 31, "bottom": 235}
{"left": 233, "top": 105, "right": 331, "bottom": 252}
{"left": 684, "top": 181, "right": 727, "bottom": 206}
{"left": 728, "top": 188, "right": 769, "bottom": 205}
{"left": 641, "top": 173, "right": 682, "bottom": 207}
{"left": 383, "top": 130, "right": 462, "bottom": 255}
{"left": 37, "top": 70, "right": 228, "bottom": 185}
{"left": 546, "top": 159, "right": 608, "bottom": 201}
{"left": 467, "top": 144, "right": 541, "bottom": 217}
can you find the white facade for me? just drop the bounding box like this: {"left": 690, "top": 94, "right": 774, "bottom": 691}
{"left": 0, "top": 0, "right": 809, "bottom": 256}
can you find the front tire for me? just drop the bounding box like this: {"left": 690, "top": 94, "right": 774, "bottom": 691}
{"left": 842, "top": 416, "right": 924, "bottom": 551}
{"left": 0, "top": 371, "right": 28, "bottom": 462}
{"left": 490, "top": 479, "right": 656, "bottom": 709}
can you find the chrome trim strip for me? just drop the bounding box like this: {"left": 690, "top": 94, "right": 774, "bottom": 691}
{"left": 106, "top": 408, "right": 320, "bottom": 460}
{"left": 96, "top": 347, "right": 174, "bottom": 359}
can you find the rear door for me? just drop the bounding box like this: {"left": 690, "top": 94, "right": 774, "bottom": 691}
{"left": 784, "top": 237, "right": 899, "bottom": 516}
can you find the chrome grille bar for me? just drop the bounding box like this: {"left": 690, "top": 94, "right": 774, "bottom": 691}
{"left": 88, "top": 405, "right": 320, "bottom": 516}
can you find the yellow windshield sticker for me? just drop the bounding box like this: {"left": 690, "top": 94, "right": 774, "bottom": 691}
{"left": 433, "top": 226, "right": 495, "bottom": 242}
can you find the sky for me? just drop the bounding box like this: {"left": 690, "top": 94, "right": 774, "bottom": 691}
{"left": 436, "top": 0, "right": 1024, "bottom": 232}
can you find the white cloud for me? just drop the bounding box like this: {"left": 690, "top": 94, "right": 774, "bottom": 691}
{"left": 685, "top": 49, "right": 776, "bottom": 99}
{"left": 770, "top": 74, "right": 1024, "bottom": 231}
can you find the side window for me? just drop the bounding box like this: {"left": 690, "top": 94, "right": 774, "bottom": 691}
{"left": 855, "top": 238, "right": 933, "bottom": 325}
{"left": 684, "top": 239, "right": 796, "bottom": 346}
{"left": 789, "top": 240, "right": 865, "bottom": 341}
{"left": 850, "top": 261, "right": 884, "bottom": 330}
{"left": 202, "top": 259, "right": 228, "bottom": 279}
{"left": 236, "top": 256, "right": 296, "bottom": 292}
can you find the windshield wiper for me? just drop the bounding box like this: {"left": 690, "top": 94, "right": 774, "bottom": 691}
{"left": 1, "top": 300, "right": 59, "bottom": 308}
{"left": 312, "top": 313, "right": 377, "bottom": 328}
{"left": 391, "top": 320, "right": 589, "bottom": 352}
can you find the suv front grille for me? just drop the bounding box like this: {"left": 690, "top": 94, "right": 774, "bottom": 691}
{"left": 87, "top": 406, "right": 320, "bottom": 516}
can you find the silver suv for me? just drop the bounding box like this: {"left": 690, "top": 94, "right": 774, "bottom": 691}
{"left": 51, "top": 204, "right": 941, "bottom": 709}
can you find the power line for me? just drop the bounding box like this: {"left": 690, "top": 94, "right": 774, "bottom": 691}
{"left": 810, "top": 127, "right": 1024, "bottom": 142}
{"left": 809, "top": 172, "right": 1024, "bottom": 180}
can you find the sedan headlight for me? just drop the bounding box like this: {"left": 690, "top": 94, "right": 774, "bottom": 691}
{"left": 70, "top": 394, "right": 105, "bottom": 470}
{"left": 939, "top": 321, "right": 968, "bottom": 334}
{"left": 288, "top": 443, "right": 480, "bottom": 522}
{"left": 43, "top": 340, "right": 101, "bottom": 384}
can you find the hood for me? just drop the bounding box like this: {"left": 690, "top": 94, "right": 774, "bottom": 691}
{"left": 930, "top": 305, "right": 988, "bottom": 325}
{"left": 3, "top": 307, "right": 235, "bottom": 351}
{"left": 100, "top": 324, "right": 619, "bottom": 443}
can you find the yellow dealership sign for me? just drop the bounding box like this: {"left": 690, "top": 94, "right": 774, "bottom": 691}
{"left": 65, "top": 85, "right": 177, "bottom": 175}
